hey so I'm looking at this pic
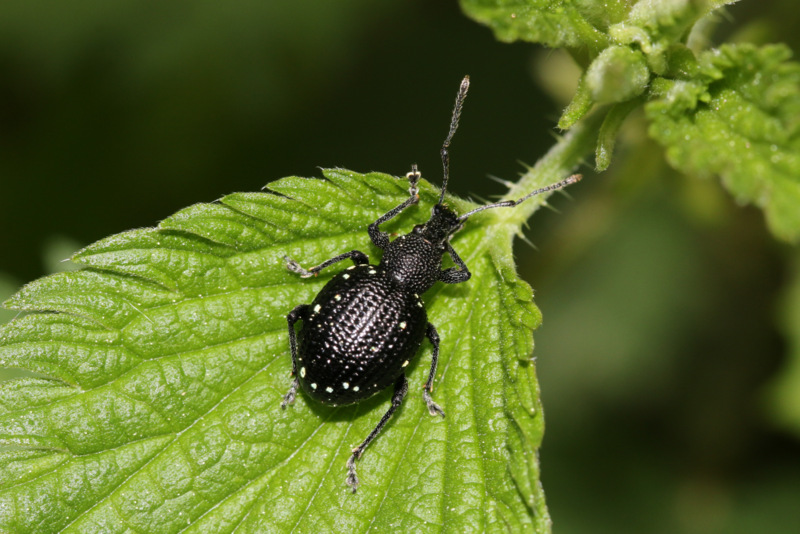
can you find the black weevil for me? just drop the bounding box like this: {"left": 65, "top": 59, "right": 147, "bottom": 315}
{"left": 280, "top": 76, "right": 581, "bottom": 492}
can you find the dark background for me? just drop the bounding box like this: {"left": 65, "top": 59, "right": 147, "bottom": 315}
{"left": 2, "top": 1, "right": 799, "bottom": 532}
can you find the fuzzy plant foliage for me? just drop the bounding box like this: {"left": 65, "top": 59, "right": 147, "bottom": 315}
{"left": 462, "top": 0, "right": 800, "bottom": 241}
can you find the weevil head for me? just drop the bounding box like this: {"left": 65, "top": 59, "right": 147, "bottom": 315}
{"left": 416, "top": 202, "right": 463, "bottom": 245}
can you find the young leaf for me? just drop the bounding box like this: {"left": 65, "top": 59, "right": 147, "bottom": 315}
{"left": 646, "top": 44, "right": 800, "bottom": 241}
{"left": 460, "top": 0, "right": 610, "bottom": 52}
{"left": 0, "top": 169, "right": 557, "bottom": 533}
{"left": 596, "top": 98, "right": 642, "bottom": 171}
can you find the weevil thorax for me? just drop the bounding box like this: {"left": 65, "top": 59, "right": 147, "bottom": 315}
{"left": 378, "top": 202, "right": 463, "bottom": 294}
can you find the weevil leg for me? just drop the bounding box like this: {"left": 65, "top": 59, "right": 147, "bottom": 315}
{"left": 368, "top": 166, "right": 421, "bottom": 250}
{"left": 281, "top": 303, "right": 310, "bottom": 409}
{"left": 423, "top": 323, "right": 445, "bottom": 417}
{"left": 284, "top": 250, "right": 369, "bottom": 278}
{"left": 346, "top": 374, "right": 409, "bottom": 493}
{"left": 438, "top": 242, "right": 471, "bottom": 284}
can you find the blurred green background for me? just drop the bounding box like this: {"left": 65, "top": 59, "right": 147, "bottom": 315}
{"left": 2, "top": 1, "right": 799, "bottom": 532}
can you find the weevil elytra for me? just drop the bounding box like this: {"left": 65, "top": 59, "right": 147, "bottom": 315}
{"left": 281, "top": 76, "right": 581, "bottom": 492}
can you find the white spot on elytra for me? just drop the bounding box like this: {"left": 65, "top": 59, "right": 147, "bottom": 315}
{"left": 300, "top": 367, "right": 306, "bottom": 377}
{"left": 311, "top": 383, "right": 317, "bottom": 389}
{"left": 325, "top": 386, "right": 333, "bottom": 393}
{"left": 342, "top": 382, "right": 349, "bottom": 389}
{"left": 347, "top": 265, "right": 356, "bottom": 270}
{"left": 343, "top": 274, "right": 350, "bottom": 279}
{"left": 402, "top": 360, "right": 409, "bottom": 367}
{"left": 353, "top": 386, "right": 360, "bottom": 392}
{"left": 369, "top": 269, "right": 376, "bottom": 275}
{"left": 399, "top": 321, "right": 407, "bottom": 330}
{"left": 313, "top": 304, "right": 321, "bottom": 313}
{"left": 370, "top": 346, "right": 379, "bottom": 352}
{"left": 335, "top": 294, "right": 341, "bottom": 301}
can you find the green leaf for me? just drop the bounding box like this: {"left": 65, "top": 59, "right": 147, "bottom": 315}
{"left": 557, "top": 73, "right": 593, "bottom": 130}
{"left": 460, "top": 0, "right": 610, "bottom": 52}
{"left": 0, "top": 169, "right": 556, "bottom": 533}
{"left": 608, "top": 0, "right": 735, "bottom": 74}
{"left": 595, "top": 98, "right": 642, "bottom": 172}
{"left": 586, "top": 46, "right": 650, "bottom": 104}
{"left": 646, "top": 43, "right": 800, "bottom": 241}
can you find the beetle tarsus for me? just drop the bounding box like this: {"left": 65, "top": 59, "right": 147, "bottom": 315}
{"left": 405, "top": 164, "right": 421, "bottom": 197}
{"left": 423, "top": 389, "right": 445, "bottom": 418}
{"left": 346, "top": 453, "right": 360, "bottom": 493}
{"left": 281, "top": 379, "right": 299, "bottom": 409}
{"left": 284, "top": 255, "right": 315, "bottom": 278}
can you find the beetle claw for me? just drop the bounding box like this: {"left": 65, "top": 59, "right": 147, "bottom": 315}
{"left": 284, "top": 255, "right": 315, "bottom": 278}
{"left": 281, "top": 379, "right": 298, "bottom": 409}
{"left": 423, "top": 390, "right": 445, "bottom": 418}
{"left": 346, "top": 454, "right": 360, "bottom": 493}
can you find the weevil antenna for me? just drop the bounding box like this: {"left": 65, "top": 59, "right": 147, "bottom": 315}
{"left": 439, "top": 76, "right": 470, "bottom": 206}
{"left": 457, "top": 174, "right": 583, "bottom": 221}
